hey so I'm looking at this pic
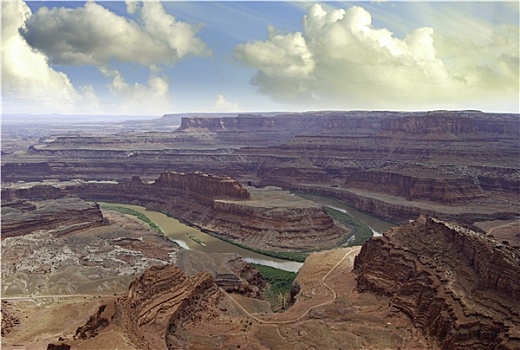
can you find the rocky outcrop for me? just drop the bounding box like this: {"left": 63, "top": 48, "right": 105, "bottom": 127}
{"left": 381, "top": 111, "right": 519, "bottom": 137}
{"left": 2, "top": 172, "right": 347, "bottom": 252}
{"left": 2, "top": 110, "right": 518, "bottom": 225}
{"left": 174, "top": 250, "right": 266, "bottom": 298}
{"left": 154, "top": 171, "right": 250, "bottom": 203}
{"left": 1, "top": 197, "right": 106, "bottom": 238}
{"left": 344, "top": 170, "right": 484, "bottom": 203}
{"left": 74, "top": 305, "right": 110, "bottom": 340}
{"left": 74, "top": 265, "right": 221, "bottom": 350}
{"left": 125, "top": 265, "right": 218, "bottom": 349}
{"left": 354, "top": 215, "right": 520, "bottom": 349}
{"left": 227, "top": 255, "right": 266, "bottom": 296}
{"left": 1, "top": 301, "right": 20, "bottom": 336}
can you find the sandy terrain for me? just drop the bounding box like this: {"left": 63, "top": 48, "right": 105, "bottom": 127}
{"left": 2, "top": 245, "right": 433, "bottom": 349}
{"left": 171, "top": 247, "right": 433, "bottom": 349}
{"left": 476, "top": 219, "right": 520, "bottom": 247}
{"left": 1, "top": 210, "right": 180, "bottom": 298}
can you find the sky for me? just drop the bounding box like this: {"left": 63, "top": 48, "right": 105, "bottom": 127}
{"left": 2, "top": 0, "right": 519, "bottom": 116}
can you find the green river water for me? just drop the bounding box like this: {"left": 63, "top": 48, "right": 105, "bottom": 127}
{"left": 101, "top": 196, "right": 395, "bottom": 272}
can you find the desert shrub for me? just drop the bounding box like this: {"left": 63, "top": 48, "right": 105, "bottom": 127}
{"left": 325, "top": 207, "right": 373, "bottom": 246}
{"left": 252, "top": 264, "right": 297, "bottom": 311}
{"left": 101, "top": 204, "right": 162, "bottom": 233}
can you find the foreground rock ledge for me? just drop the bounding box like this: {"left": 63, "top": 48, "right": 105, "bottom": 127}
{"left": 354, "top": 215, "right": 520, "bottom": 349}
{"left": 2, "top": 171, "right": 347, "bottom": 252}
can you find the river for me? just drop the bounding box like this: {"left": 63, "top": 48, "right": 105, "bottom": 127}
{"left": 101, "top": 203, "right": 303, "bottom": 272}
{"left": 102, "top": 198, "right": 394, "bottom": 273}
{"left": 297, "top": 194, "right": 396, "bottom": 236}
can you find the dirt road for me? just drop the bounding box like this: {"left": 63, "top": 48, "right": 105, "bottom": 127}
{"left": 223, "top": 246, "right": 360, "bottom": 325}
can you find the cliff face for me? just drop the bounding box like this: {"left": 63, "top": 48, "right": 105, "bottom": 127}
{"left": 354, "top": 216, "right": 520, "bottom": 349}
{"left": 344, "top": 170, "right": 484, "bottom": 203}
{"left": 1, "top": 197, "right": 106, "bottom": 238}
{"left": 154, "top": 171, "right": 250, "bottom": 202}
{"left": 209, "top": 201, "right": 342, "bottom": 250}
{"left": 3, "top": 111, "right": 518, "bottom": 225}
{"left": 74, "top": 265, "right": 221, "bottom": 350}
{"left": 178, "top": 111, "right": 518, "bottom": 137}
{"left": 2, "top": 172, "right": 346, "bottom": 252}
{"left": 380, "top": 111, "right": 518, "bottom": 136}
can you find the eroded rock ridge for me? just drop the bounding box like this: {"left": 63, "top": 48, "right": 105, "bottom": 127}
{"left": 3, "top": 110, "right": 518, "bottom": 225}
{"left": 3, "top": 172, "right": 346, "bottom": 252}
{"left": 74, "top": 265, "right": 222, "bottom": 350}
{"left": 1, "top": 197, "right": 106, "bottom": 239}
{"left": 354, "top": 215, "right": 520, "bottom": 349}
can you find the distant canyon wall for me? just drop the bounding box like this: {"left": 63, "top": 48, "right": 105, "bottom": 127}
{"left": 2, "top": 111, "right": 519, "bottom": 226}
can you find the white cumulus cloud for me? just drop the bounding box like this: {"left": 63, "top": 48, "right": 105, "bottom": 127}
{"left": 2, "top": 0, "right": 100, "bottom": 114}
{"left": 19, "top": 1, "right": 211, "bottom": 67}
{"left": 213, "top": 94, "right": 241, "bottom": 112}
{"left": 101, "top": 68, "right": 172, "bottom": 115}
{"left": 3, "top": 0, "right": 213, "bottom": 115}
{"left": 234, "top": 4, "right": 519, "bottom": 111}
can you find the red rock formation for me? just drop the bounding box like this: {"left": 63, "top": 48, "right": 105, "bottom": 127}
{"left": 209, "top": 201, "right": 343, "bottom": 250}
{"left": 1, "top": 197, "right": 106, "bottom": 239}
{"left": 174, "top": 250, "right": 266, "bottom": 298}
{"left": 2, "top": 111, "right": 518, "bottom": 227}
{"left": 74, "top": 305, "right": 110, "bottom": 340}
{"left": 354, "top": 215, "right": 520, "bottom": 349}
{"left": 74, "top": 265, "right": 221, "bottom": 350}
{"left": 154, "top": 171, "right": 250, "bottom": 203}
{"left": 381, "top": 113, "right": 478, "bottom": 135}
{"left": 344, "top": 170, "right": 484, "bottom": 203}
{"left": 2, "top": 172, "right": 346, "bottom": 252}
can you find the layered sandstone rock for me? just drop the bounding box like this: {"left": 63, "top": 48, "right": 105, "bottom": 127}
{"left": 344, "top": 170, "right": 484, "bottom": 203}
{"left": 381, "top": 111, "right": 518, "bottom": 137}
{"left": 174, "top": 250, "right": 266, "bottom": 298}
{"left": 124, "top": 265, "right": 219, "bottom": 350}
{"left": 1, "top": 197, "right": 106, "bottom": 238}
{"left": 2, "top": 110, "right": 518, "bottom": 225}
{"left": 74, "top": 265, "right": 221, "bottom": 350}
{"left": 154, "top": 171, "right": 250, "bottom": 203}
{"left": 354, "top": 215, "right": 520, "bottom": 349}
{"left": 2, "top": 172, "right": 347, "bottom": 252}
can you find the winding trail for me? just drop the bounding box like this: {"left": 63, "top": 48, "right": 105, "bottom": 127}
{"left": 488, "top": 221, "right": 518, "bottom": 235}
{"left": 222, "top": 247, "right": 360, "bottom": 325}
{"left": 3, "top": 247, "right": 359, "bottom": 327}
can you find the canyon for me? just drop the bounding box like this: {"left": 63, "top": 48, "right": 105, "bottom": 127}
{"left": 2, "top": 110, "right": 519, "bottom": 349}
{"left": 2, "top": 171, "right": 349, "bottom": 253}
{"left": 11, "top": 215, "right": 516, "bottom": 350}
{"left": 1, "top": 198, "right": 181, "bottom": 298}
{"left": 2, "top": 111, "right": 518, "bottom": 227}
{"left": 6, "top": 246, "right": 436, "bottom": 350}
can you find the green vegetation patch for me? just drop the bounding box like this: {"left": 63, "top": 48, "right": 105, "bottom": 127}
{"left": 101, "top": 204, "right": 163, "bottom": 233}
{"left": 188, "top": 234, "right": 205, "bottom": 245}
{"left": 211, "top": 234, "right": 309, "bottom": 262}
{"left": 252, "top": 249, "right": 309, "bottom": 262}
{"left": 325, "top": 207, "right": 373, "bottom": 246}
{"left": 252, "top": 264, "right": 297, "bottom": 312}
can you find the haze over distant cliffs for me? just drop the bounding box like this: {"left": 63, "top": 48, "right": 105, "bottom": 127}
{"left": 3, "top": 110, "right": 518, "bottom": 227}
